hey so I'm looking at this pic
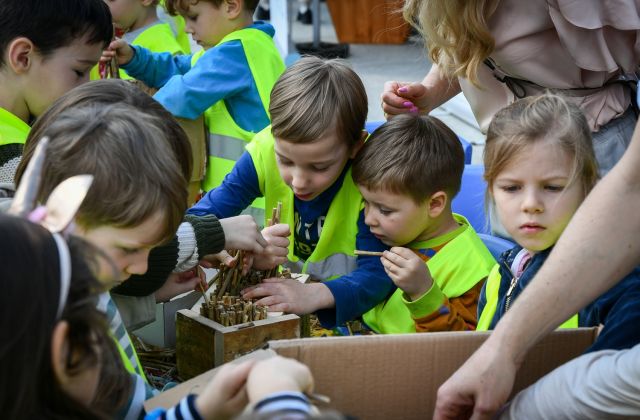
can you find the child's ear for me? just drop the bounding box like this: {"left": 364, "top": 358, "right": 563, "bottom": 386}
{"left": 428, "top": 191, "right": 449, "bottom": 218}
{"left": 50, "top": 320, "right": 71, "bottom": 386}
{"left": 225, "top": 0, "right": 243, "bottom": 18}
{"left": 7, "top": 37, "right": 35, "bottom": 74}
{"left": 349, "top": 130, "right": 368, "bottom": 159}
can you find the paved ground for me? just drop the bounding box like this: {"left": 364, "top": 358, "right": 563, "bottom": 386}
{"left": 288, "top": 1, "right": 485, "bottom": 163}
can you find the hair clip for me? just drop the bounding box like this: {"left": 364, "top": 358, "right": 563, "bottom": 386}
{"left": 9, "top": 137, "right": 94, "bottom": 318}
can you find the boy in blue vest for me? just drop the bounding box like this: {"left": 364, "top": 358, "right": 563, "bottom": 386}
{"left": 353, "top": 115, "right": 495, "bottom": 334}
{"left": 0, "top": 0, "right": 112, "bottom": 185}
{"left": 189, "top": 56, "right": 395, "bottom": 328}
{"left": 103, "top": 0, "right": 285, "bottom": 198}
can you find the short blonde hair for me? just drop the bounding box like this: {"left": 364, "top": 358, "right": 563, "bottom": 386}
{"left": 269, "top": 56, "right": 367, "bottom": 148}
{"left": 403, "top": 0, "right": 498, "bottom": 86}
{"left": 484, "top": 93, "right": 598, "bottom": 197}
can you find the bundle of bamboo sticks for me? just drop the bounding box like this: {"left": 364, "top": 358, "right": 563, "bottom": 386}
{"left": 200, "top": 294, "right": 268, "bottom": 326}
{"left": 200, "top": 202, "right": 288, "bottom": 326}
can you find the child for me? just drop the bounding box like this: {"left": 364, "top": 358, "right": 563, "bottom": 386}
{"left": 189, "top": 56, "right": 395, "bottom": 328}
{"left": 0, "top": 0, "right": 112, "bottom": 184}
{"left": 352, "top": 115, "right": 495, "bottom": 334}
{"left": 477, "top": 92, "right": 640, "bottom": 352}
{"left": 17, "top": 80, "right": 272, "bottom": 327}
{"left": 92, "top": 0, "right": 189, "bottom": 80}
{"left": 0, "top": 213, "right": 314, "bottom": 418}
{"left": 0, "top": 214, "right": 130, "bottom": 418}
{"left": 14, "top": 80, "right": 283, "bottom": 417}
{"left": 105, "top": 0, "right": 285, "bottom": 207}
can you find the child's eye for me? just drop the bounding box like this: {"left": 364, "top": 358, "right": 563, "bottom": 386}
{"left": 119, "top": 247, "right": 141, "bottom": 255}
{"left": 74, "top": 70, "right": 86, "bottom": 78}
{"left": 545, "top": 185, "right": 565, "bottom": 192}
{"left": 379, "top": 207, "right": 392, "bottom": 216}
{"left": 500, "top": 185, "right": 520, "bottom": 193}
{"left": 311, "top": 165, "right": 329, "bottom": 172}
{"left": 276, "top": 156, "right": 293, "bottom": 166}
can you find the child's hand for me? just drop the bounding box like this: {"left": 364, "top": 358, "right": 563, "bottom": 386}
{"left": 195, "top": 360, "right": 255, "bottom": 420}
{"left": 381, "top": 247, "right": 433, "bottom": 301}
{"left": 154, "top": 268, "right": 206, "bottom": 303}
{"left": 100, "top": 39, "right": 134, "bottom": 66}
{"left": 246, "top": 356, "right": 314, "bottom": 404}
{"left": 220, "top": 215, "right": 268, "bottom": 254}
{"left": 251, "top": 223, "right": 290, "bottom": 270}
{"left": 241, "top": 280, "right": 332, "bottom": 314}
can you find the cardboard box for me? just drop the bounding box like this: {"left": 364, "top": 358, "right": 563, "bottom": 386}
{"left": 176, "top": 309, "right": 300, "bottom": 379}
{"left": 146, "top": 328, "right": 598, "bottom": 417}
{"left": 132, "top": 290, "right": 202, "bottom": 348}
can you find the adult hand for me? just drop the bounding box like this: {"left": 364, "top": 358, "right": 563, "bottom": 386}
{"left": 251, "top": 223, "right": 290, "bottom": 270}
{"left": 434, "top": 338, "right": 519, "bottom": 420}
{"left": 242, "top": 280, "right": 333, "bottom": 314}
{"left": 220, "top": 215, "right": 268, "bottom": 254}
{"left": 381, "top": 247, "right": 433, "bottom": 301}
{"left": 100, "top": 39, "right": 134, "bottom": 66}
{"left": 154, "top": 268, "right": 206, "bottom": 303}
{"left": 195, "top": 360, "right": 255, "bottom": 420}
{"left": 381, "top": 81, "right": 430, "bottom": 117}
{"left": 246, "top": 356, "right": 314, "bottom": 404}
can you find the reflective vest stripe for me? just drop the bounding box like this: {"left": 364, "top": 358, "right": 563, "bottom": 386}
{"left": 477, "top": 263, "right": 579, "bottom": 330}
{"left": 208, "top": 133, "right": 248, "bottom": 161}
{"left": 286, "top": 253, "right": 358, "bottom": 281}
{"left": 248, "top": 128, "right": 362, "bottom": 281}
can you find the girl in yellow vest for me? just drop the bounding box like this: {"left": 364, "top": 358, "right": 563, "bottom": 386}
{"left": 477, "top": 93, "right": 640, "bottom": 353}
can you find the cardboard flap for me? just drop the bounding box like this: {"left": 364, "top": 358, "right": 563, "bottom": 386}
{"left": 144, "top": 349, "right": 278, "bottom": 410}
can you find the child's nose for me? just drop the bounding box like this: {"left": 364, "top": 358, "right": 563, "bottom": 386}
{"left": 290, "top": 169, "right": 308, "bottom": 189}
{"left": 126, "top": 251, "right": 150, "bottom": 276}
{"left": 521, "top": 189, "right": 544, "bottom": 213}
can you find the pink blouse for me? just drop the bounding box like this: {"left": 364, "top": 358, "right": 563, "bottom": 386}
{"left": 459, "top": 0, "right": 640, "bottom": 132}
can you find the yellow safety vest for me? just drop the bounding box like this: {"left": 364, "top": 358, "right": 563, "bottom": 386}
{"left": 157, "top": 0, "right": 191, "bottom": 53}
{"left": 90, "top": 22, "right": 187, "bottom": 80}
{"left": 363, "top": 215, "right": 496, "bottom": 333}
{"left": 246, "top": 128, "right": 362, "bottom": 281}
{"left": 477, "top": 263, "right": 579, "bottom": 330}
{"left": 0, "top": 107, "right": 29, "bottom": 146}
{"left": 192, "top": 28, "right": 284, "bottom": 221}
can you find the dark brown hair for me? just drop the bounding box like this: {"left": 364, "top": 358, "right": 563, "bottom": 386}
{"left": 352, "top": 114, "right": 464, "bottom": 203}
{"left": 0, "top": 214, "right": 129, "bottom": 418}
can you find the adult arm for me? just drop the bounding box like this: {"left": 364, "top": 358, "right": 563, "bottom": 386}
{"left": 499, "top": 345, "right": 640, "bottom": 419}
{"left": 381, "top": 64, "right": 462, "bottom": 117}
{"left": 434, "top": 118, "right": 640, "bottom": 419}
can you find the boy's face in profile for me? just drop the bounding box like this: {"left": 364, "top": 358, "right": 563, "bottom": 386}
{"left": 359, "top": 185, "right": 437, "bottom": 247}
{"left": 77, "top": 211, "right": 166, "bottom": 284}
{"left": 23, "top": 35, "right": 103, "bottom": 118}
{"left": 275, "top": 127, "right": 357, "bottom": 202}
{"left": 183, "top": 1, "right": 236, "bottom": 49}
